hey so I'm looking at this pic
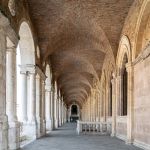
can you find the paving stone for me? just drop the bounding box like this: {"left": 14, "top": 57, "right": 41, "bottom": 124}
{"left": 21, "top": 123, "right": 142, "bottom": 150}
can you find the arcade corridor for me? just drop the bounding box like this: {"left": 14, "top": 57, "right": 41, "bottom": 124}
{"left": 21, "top": 123, "right": 141, "bottom": 150}
{"left": 1, "top": 1, "right": 150, "bottom": 150}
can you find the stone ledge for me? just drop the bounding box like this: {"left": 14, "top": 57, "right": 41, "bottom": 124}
{"left": 134, "top": 140, "right": 150, "bottom": 150}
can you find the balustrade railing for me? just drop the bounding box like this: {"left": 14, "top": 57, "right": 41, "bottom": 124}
{"left": 76, "top": 121, "right": 111, "bottom": 135}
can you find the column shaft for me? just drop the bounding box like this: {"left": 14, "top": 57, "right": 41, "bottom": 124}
{"left": 111, "top": 77, "right": 117, "bottom": 137}
{"left": 126, "top": 63, "right": 134, "bottom": 144}
{"left": 28, "top": 73, "right": 36, "bottom": 123}
{"left": 0, "top": 28, "right": 8, "bottom": 150}
{"left": 36, "top": 74, "right": 41, "bottom": 138}
{"left": 20, "top": 72, "right": 28, "bottom": 122}
{"left": 6, "top": 46, "right": 17, "bottom": 121}
{"left": 6, "top": 45, "right": 20, "bottom": 149}
{"left": 41, "top": 80, "right": 46, "bottom": 135}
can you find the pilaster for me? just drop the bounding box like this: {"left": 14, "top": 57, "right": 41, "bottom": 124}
{"left": 126, "top": 62, "right": 134, "bottom": 144}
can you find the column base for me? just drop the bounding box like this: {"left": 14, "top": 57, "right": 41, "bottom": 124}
{"left": 54, "top": 119, "right": 58, "bottom": 129}
{"left": 36, "top": 118, "right": 42, "bottom": 138}
{"left": 111, "top": 133, "right": 116, "bottom": 137}
{"left": 50, "top": 118, "right": 54, "bottom": 130}
{"left": 126, "top": 139, "right": 133, "bottom": 145}
{"left": 19, "top": 121, "right": 36, "bottom": 147}
{"left": 59, "top": 118, "right": 62, "bottom": 127}
{"left": 8, "top": 121, "right": 20, "bottom": 150}
{"left": 41, "top": 120, "right": 46, "bottom": 136}
{"left": 0, "top": 115, "right": 8, "bottom": 150}
{"left": 46, "top": 119, "right": 52, "bottom": 132}
{"left": 27, "top": 120, "right": 36, "bottom": 139}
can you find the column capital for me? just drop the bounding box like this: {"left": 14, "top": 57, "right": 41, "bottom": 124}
{"left": 19, "top": 64, "right": 36, "bottom": 74}
{"left": 45, "top": 85, "right": 51, "bottom": 92}
{"left": 36, "top": 66, "right": 46, "bottom": 81}
{"left": 6, "top": 46, "right": 16, "bottom": 53}
{"left": 125, "top": 62, "right": 133, "bottom": 72}
{"left": 6, "top": 36, "right": 17, "bottom": 53}
{"left": 111, "top": 77, "right": 116, "bottom": 85}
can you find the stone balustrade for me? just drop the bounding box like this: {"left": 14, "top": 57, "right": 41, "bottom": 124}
{"left": 76, "top": 121, "right": 112, "bottom": 135}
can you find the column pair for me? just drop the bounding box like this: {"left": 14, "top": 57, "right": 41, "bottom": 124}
{"left": 19, "top": 65, "right": 37, "bottom": 139}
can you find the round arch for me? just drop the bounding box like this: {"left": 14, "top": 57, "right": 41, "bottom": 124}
{"left": 116, "top": 35, "right": 131, "bottom": 73}
{"left": 134, "top": 0, "right": 150, "bottom": 59}
{"left": 18, "top": 21, "right": 35, "bottom": 65}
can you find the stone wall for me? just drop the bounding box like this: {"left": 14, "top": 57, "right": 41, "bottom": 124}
{"left": 134, "top": 54, "right": 150, "bottom": 148}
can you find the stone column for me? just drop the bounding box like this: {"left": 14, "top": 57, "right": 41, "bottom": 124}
{"left": 20, "top": 69, "right": 28, "bottom": 122}
{"left": 41, "top": 79, "right": 46, "bottom": 135}
{"left": 97, "top": 92, "right": 100, "bottom": 122}
{"left": 27, "top": 68, "right": 37, "bottom": 139}
{"left": 6, "top": 44, "right": 20, "bottom": 149}
{"left": 45, "top": 85, "right": 52, "bottom": 132}
{"left": 61, "top": 101, "right": 64, "bottom": 124}
{"left": 87, "top": 98, "right": 90, "bottom": 121}
{"left": 90, "top": 95, "right": 92, "bottom": 121}
{"left": 103, "top": 89, "right": 106, "bottom": 122}
{"left": 28, "top": 70, "right": 36, "bottom": 123}
{"left": 63, "top": 103, "right": 66, "bottom": 123}
{"left": 58, "top": 96, "right": 61, "bottom": 126}
{"left": 111, "top": 77, "right": 117, "bottom": 137}
{"left": 57, "top": 97, "right": 59, "bottom": 126}
{"left": 54, "top": 91, "right": 58, "bottom": 128}
{"left": 0, "top": 27, "right": 8, "bottom": 150}
{"left": 50, "top": 89, "right": 54, "bottom": 130}
{"left": 35, "top": 74, "right": 42, "bottom": 138}
{"left": 126, "top": 63, "right": 134, "bottom": 144}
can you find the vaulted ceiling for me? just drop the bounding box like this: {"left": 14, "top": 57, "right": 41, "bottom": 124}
{"left": 27, "top": 0, "right": 134, "bottom": 106}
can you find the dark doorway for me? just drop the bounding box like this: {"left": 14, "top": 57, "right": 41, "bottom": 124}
{"left": 71, "top": 105, "right": 78, "bottom": 115}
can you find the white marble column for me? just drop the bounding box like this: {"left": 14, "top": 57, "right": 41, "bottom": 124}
{"left": 63, "top": 104, "right": 67, "bottom": 123}
{"left": 50, "top": 89, "right": 54, "bottom": 130}
{"left": 57, "top": 97, "right": 59, "bottom": 126}
{"left": 54, "top": 84, "right": 58, "bottom": 128}
{"left": 35, "top": 74, "right": 41, "bottom": 138}
{"left": 20, "top": 70, "right": 28, "bottom": 122}
{"left": 45, "top": 86, "right": 52, "bottom": 132}
{"left": 0, "top": 26, "right": 8, "bottom": 150}
{"left": 61, "top": 101, "right": 64, "bottom": 124}
{"left": 126, "top": 63, "right": 134, "bottom": 144}
{"left": 58, "top": 97, "right": 62, "bottom": 126}
{"left": 41, "top": 79, "right": 46, "bottom": 135}
{"left": 6, "top": 43, "right": 20, "bottom": 149}
{"left": 28, "top": 71, "right": 36, "bottom": 123}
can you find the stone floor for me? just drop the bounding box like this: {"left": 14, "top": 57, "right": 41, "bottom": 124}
{"left": 21, "top": 123, "right": 142, "bottom": 150}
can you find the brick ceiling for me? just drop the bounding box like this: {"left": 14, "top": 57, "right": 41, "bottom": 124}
{"left": 27, "top": 0, "right": 134, "bottom": 106}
